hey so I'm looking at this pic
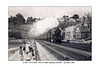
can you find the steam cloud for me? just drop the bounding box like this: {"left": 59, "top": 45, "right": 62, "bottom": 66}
{"left": 29, "top": 16, "right": 59, "bottom": 37}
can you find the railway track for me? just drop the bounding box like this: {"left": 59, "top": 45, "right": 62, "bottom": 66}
{"left": 53, "top": 41, "right": 91, "bottom": 52}
{"left": 38, "top": 42, "right": 75, "bottom": 61}
{"left": 37, "top": 40, "right": 91, "bottom": 61}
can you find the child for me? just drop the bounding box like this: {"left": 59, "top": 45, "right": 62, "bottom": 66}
{"left": 23, "top": 41, "right": 26, "bottom": 52}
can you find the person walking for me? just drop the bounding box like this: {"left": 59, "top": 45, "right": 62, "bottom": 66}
{"left": 19, "top": 46, "right": 23, "bottom": 61}
{"left": 23, "top": 41, "right": 26, "bottom": 52}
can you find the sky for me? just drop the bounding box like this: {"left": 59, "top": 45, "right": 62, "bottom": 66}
{"left": 8, "top": 6, "right": 92, "bottom": 19}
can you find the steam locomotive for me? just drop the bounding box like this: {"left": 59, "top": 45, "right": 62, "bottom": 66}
{"left": 47, "top": 27, "right": 64, "bottom": 43}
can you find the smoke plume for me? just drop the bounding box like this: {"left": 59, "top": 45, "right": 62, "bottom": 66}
{"left": 29, "top": 16, "right": 59, "bottom": 37}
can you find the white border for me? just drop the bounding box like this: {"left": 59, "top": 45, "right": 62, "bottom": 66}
{"left": 0, "top": 0, "right": 100, "bottom": 67}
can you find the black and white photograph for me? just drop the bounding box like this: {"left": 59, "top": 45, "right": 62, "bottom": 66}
{"left": 8, "top": 6, "right": 92, "bottom": 61}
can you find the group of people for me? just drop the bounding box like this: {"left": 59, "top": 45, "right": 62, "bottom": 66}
{"left": 19, "top": 40, "right": 36, "bottom": 61}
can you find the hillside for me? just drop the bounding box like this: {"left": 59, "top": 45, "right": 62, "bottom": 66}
{"left": 9, "top": 24, "right": 33, "bottom": 38}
